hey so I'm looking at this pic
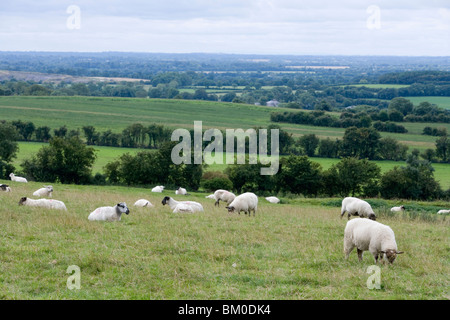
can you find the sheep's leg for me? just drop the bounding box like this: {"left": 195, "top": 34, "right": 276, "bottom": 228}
{"left": 357, "top": 248, "right": 363, "bottom": 262}
{"left": 215, "top": 200, "right": 220, "bottom": 207}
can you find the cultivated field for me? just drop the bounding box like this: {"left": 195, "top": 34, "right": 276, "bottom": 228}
{"left": 0, "top": 181, "right": 448, "bottom": 299}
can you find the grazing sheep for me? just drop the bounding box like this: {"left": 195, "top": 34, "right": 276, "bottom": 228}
{"left": 0, "top": 184, "right": 11, "bottom": 192}
{"left": 133, "top": 199, "right": 154, "bottom": 208}
{"left": 33, "top": 185, "right": 53, "bottom": 198}
{"left": 340, "top": 197, "right": 376, "bottom": 220}
{"left": 390, "top": 205, "right": 405, "bottom": 212}
{"left": 88, "top": 202, "right": 130, "bottom": 221}
{"left": 226, "top": 192, "right": 258, "bottom": 216}
{"left": 213, "top": 189, "right": 236, "bottom": 207}
{"left": 9, "top": 173, "right": 28, "bottom": 183}
{"left": 175, "top": 187, "right": 188, "bottom": 195}
{"left": 151, "top": 185, "right": 165, "bottom": 193}
{"left": 344, "top": 218, "right": 404, "bottom": 264}
{"left": 437, "top": 209, "right": 450, "bottom": 215}
{"left": 161, "top": 196, "right": 203, "bottom": 213}
{"left": 205, "top": 194, "right": 215, "bottom": 199}
{"left": 265, "top": 196, "right": 280, "bottom": 204}
{"left": 18, "top": 197, "right": 67, "bottom": 210}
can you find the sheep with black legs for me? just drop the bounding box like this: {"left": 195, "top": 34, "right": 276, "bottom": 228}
{"left": 88, "top": 202, "right": 130, "bottom": 221}
{"left": 226, "top": 192, "right": 258, "bottom": 216}
{"left": 33, "top": 185, "right": 53, "bottom": 198}
{"left": 161, "top": 196, "right": 203, "bottom": 213}
{"left": 340, "top": 197, "right": 376, "bottom": 220}
{"left": 344, "top": 218, "right": 404, "bottom": 264}
{"left": 9, "top": 173, "right": 27, "bottom": 183}
{"left": 18, "top": 197, "right": 67, "bottom": 210}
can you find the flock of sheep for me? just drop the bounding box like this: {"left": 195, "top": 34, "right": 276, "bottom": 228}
{"left": 2, "top": 172, "right": 449, "bottom": 265}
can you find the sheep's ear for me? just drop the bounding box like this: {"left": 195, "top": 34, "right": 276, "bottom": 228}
{"left": 380, "top": 251, "right": 386, "bottom": 254}
{"left": 396, "top": 251, "right": 404, "bottom": 254}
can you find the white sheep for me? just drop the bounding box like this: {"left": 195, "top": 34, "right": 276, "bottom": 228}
{"left": 0, "top": 184, "right": 11, "bottom": 192}
{"left": 175, "top": 187, "right": 187, "bottom": 195}
{"left": 161, "top": 196, "right": 203, "bottom": 213}
{"left": 88, "top": 202, "right": 130, "bottom": 221}
{"left": 33, "top": 185, "right": 53, "bottom": 198}
{"left": 133, "top": 199, "right": 154, "bottom": 208}
{"left": 265, "top": 196, "right": 280, "bottom": 204}
{"left": 344, "top": 218, "right": 404, "bottom": 264}
{"left": 437, "top": 209, "right": 450, "bottom": 215}
{"left": 213, "top": 189, "right": 236, "bottom": 207}
{"left": 9, "top": 173, "right": 28, "bottom": 183}
{"left": 18, "top": 196, "right": 67, "bottom": 210}
{"left": 340, "top": 197, "right": 376, "bottom": 220}
{"left": 151, "top": 185, "right": 165, "bottom": 193}
{"left": 226, "top": 192, "right": 258, "bottom": 216}
{"left": 390, "top": 205, "right": 405, "bottom": 212}
{"left": 205, "top": 194, "right": 215, "bottom": 199}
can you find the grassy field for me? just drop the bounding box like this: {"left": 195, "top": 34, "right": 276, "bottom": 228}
{"left": 0, "top": 96, "right": 447, "bottom": 153}
{"left": 404, "top": 96, "right": 450, "bottom": 110}
{"left": 0, "top": 181, "right": 448, "bottom": 300}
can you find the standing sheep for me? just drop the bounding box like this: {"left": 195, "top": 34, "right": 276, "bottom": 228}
{"left": 161, "top": 196, "right": 203, "bottom": 213}
{"left": 226, "top": 192, "right": 258, "bottom": 216}
{"left": 390, "top": 205, "right": 405, "bottom": 212}
{"left": 340, "top": 197, "right": 376, "bottom": 220}
{"left": 18, "top": 197, "right": 67, "bottom": 210}
{"left": 0, "top": 184, "right": 11, "bottom": 192}
{"left": 10, "top": 173, "right": 28, "bottom": 183}
{"left": 151, "top": 185, "right": 165, "bottom": 193}
{"left": 88, "top": 202, "right": 130, "bottom": 221}
{"left": 33, "top": 185, "right": 53, "bottom": 198}
{"left": 344, "top": 218, "right": 404, "bottom": 264}
{"left": 213, "top": 189, "right": 236, "bottom": 207}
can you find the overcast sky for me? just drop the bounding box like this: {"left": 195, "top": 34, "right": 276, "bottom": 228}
{"left": 1, "top": 0, "right": 449, "bottom": 56}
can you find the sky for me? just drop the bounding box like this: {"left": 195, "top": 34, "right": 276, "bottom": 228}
{"left": 0, "top": 0, "right": 449, "bottom": 56}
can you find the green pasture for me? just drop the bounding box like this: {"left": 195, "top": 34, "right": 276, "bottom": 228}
{"left": 0, "top": 181, "right": 448, "bottom": 299}
{"left": 404, "top": 96, "right": 450, "bottom": 110}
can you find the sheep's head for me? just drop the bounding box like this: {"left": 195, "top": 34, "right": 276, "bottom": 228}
{"left": 381, "top": 249, "right": 404, "bottom": 264}
{"left": 18, "top": 197, "right": 27, "bottom": 205}
{"left": 226, "top": 206, "right": 235, "bottom": 213}
{"left": 0, "top": 184, "right": 9, "bottom": 191}
{"left": 368, "top": 213, "right": 376, "bottom": 221}
{"left": 400, "top": 205, "right": 405, "bottom": 210}
{"left": 116, "top": 202, "right": 130, "bottom": 215}
{"left": 45, "top": 185, "right": 54, "bottom": 192}
{"left": 162, "top": 196, "right": 171, "bottom": 206}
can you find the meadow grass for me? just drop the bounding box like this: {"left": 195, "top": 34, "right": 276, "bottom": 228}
{"left": 0, "top": 181, "right": 448, "bottom": 300}
{"left": 404, "top": 96, "right": 450, "bottom": 110}
{"left": 0, "top": 96, "right": 446, "bottom": 152}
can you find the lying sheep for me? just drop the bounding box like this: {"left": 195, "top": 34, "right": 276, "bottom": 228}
{"left": 88, "top": 202, "right": 130, "bottom": 221}
{"left": 226, "top": 192, "right": 258, "bottom": 216}
{"left": 133, "top": 199, "right": 154, "bottom": 208}
{"left": 151, "top": 185, "right": 165, "bottom": 193}
{"left": 340, "top": 197, "right": 376, "bottom": 220}
{"left": 213, "top": 189, "right": 236, "bottom": 207}
{"left": 265, "top": 196, "right": 280, "bottom": 204}
{"left": 10, "top": 173, "right": 28, "bottom": 183}
{"left": 175, "top": 187, "right": 188, "bottom": 195}
{"left": 33, "top": 185, "right": 53, "bottom": 198}
{"left": 18, "top": 197, "right": 67, "bottom": 210}
{"left": 437, "top": 209, "right": 450, "bottom": 215}
{"left": 390, "top": 205, "right": 405, "bottom": 212}
{"left": 205, "top": 194, "right": 215, "bottom": 199}
{"left": 344, "top": 218, "right": 404, "bottom": 264}
{"left": 161, "top": 196, "right": 203, "bottom": 213}
{"left": 0, "top": 184, "right": 11, "bottom": 192}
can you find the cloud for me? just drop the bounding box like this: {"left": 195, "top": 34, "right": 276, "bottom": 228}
{"left": 0, "top": 0, "right": 448, "bottom": 55}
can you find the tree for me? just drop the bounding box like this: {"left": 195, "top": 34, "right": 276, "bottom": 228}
{"left": 35, "top": 126, "right": 52, "bottom": 142}
{"left": 0, "top": 122, "right": 20, "bottom": 179}
{"left": 21, "top": 136, "right": 97, "bottom": 184}
{"left": 388, "top": 97, "right": 413, "bottom": 116}
{"left": 325, "top": 157, "right": 381, "bottom": 197}
{"left": 276, "top": 155, "right": 323, "bottom": 196}
{"left": 297, "top": 134, "right": 319, "bottom": 157}
{"left": 340, "top": 127, "right": 380, "bottom": 160}
{"left": 377, "top": 137, "right": 408, "bottom": 161}
{"left": 82, "top": 126, "right": 99, "bottom": 145}
{"left": 435, "top": 135, "right": 450, "bottom": 163}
